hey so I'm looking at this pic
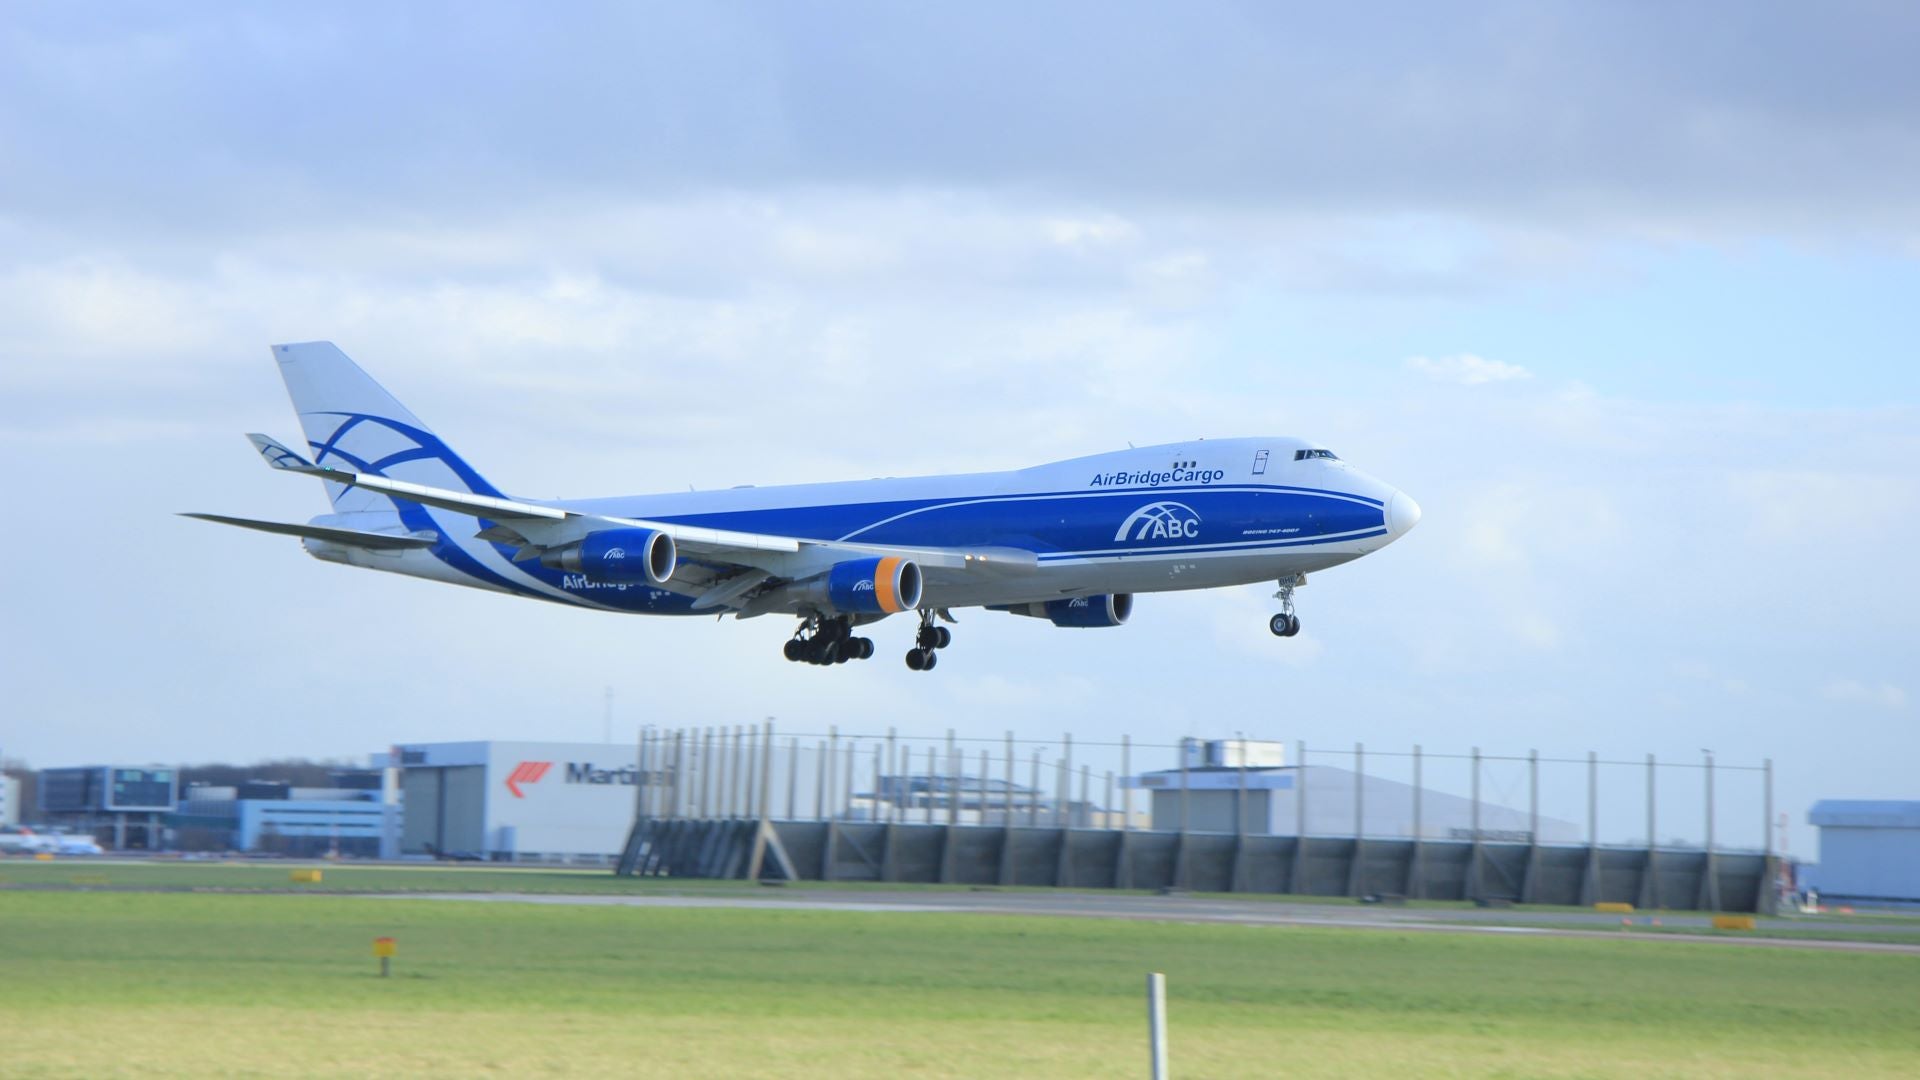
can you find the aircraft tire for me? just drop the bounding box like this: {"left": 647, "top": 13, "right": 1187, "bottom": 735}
{"left": 1270, "top": 614, "right": 1289, "bottom": 637}
{"left": 934, "top": 626, "right": 952, "bottom": 649}
{"left": 784, "top": 639, "right": 806, "bottom": 661}
{"left": 1283, "top": 614, "right": 1301, "bottom": 637}
{"left": 905, "top": 648, "right": 925, "bottom": 671}
{"left": 922, "top": 650, "right": 938, "bottom": 670}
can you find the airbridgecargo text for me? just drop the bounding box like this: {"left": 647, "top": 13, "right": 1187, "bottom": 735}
{"left": 1089, "top": 468, "right": 1226, "bottom": 488}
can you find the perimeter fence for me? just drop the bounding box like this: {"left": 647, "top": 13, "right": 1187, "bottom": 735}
{"left": 617, "top": 724, "right": 1782, "bottom": 912}
{"left": 628, "top": 724, "right": 1774, "bottom": 854}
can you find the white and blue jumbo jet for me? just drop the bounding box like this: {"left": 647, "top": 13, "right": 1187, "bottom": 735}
{"left": 188, "top": 342, "right": 1421, "bottom": 670}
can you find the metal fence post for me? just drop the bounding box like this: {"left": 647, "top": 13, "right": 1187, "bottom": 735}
{"left": 1762, "top": 757, "right": 1777, "bottom": 915}
{"left": 1354, "top": 742, "right": 1365, "bottom": 840}
{"left": 1291, "top": 740, "right": 1308, "bottom": 895}
{"left": 758, "top": 719, "right": 774, "bottom": 823}
{"left": 1004, "top": 732, "right": 1015, "bottom": 824}
{"left": 785, "top": 737, "right": 798, "bottom": 821}
{"left": 826, "top": 725, "right": 838, "bottom": 818}
{"left": 978, "top": 749, "right": 989, "bottom": 826}
{"left": 667, "top": 730, "right": 681, "bottom": 821}
{"left": 1029, "top": 749, "right": 1043, "bottom": 827}
{"left": 1704, "top": 750, "right": 1715, "bottom": 853}
{"left": 745, "top": 724, "right": 758, "bottom": 819}
{"left": 1581, "top": 749, "right": 1599, "bottom": 905}
{"left": 886, "top": 727, "right": 898, "bottom": 824}
{"left": 843, "top": 739, "right": 854, "bottom": 819}
{"left": 699, "top": 728, "right": 713, "bottom": 818}
{"left": 727, "top": 724, "right": 739, "bottom": 818}
{"left": 947, "top": 729, "right": 959, "bottom": 827}
{"left": 1121, "top": 734, "right": 1132, "bottom": 832}
{"left": 1178, "top": 741, "right": 1190, "bottom": 834}
{"left": 1410, "top": 743, "right": 1422, "bottom": 898}
{"left": 641, "top": 726, "right": 656, "bottom": 818}
{"left": 1528, "top": 749, "right": 1538, "bottom": 843}
{"left": 1061, "top": 733, "right": 1073, "bottom": 827}
{"left": 814, "top": 739, "right": 826, "bottom": 821}
{"left": 1469, "top": 746, "right": 1482, "bottom": 899}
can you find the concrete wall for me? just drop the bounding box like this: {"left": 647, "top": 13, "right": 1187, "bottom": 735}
{"left": 656, "top": 821, "right": 1772, "bottom": 912}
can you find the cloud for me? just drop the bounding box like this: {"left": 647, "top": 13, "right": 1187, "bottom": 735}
{"left": 1405, "top": 354, "right": 1533, "bottom": 385}
{"left": 1823, "top": 680, "right": 1909, "bottom": 710}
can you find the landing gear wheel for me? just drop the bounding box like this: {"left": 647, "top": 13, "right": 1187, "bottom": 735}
{"left": 905, "top": 648, "right": 926, "bottom": 671}
{"left": 784, "top": 638, "right": 806, "bottom": 661}
{"left": 921, "top": 649, "right": 938, "bottom": 670}
{"left": 1270, "top": 575, "right": 1304, "bottom": 640}
{"left": 857, "top": 637, "right": 875, "bottom": 660}
{"left": 933, "top": 626, "right": 952, "bottom": 649}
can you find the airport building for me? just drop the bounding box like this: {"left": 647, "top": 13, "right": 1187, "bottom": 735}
{"left": 174, "top": 772, "right": 399, "bottom": 858}
{"left": 35, "top": 765, "right": 179, "bottom": 849}
{"left": 394, "top": 741, "right": 643, "bottom": 862}
{"left": 1806, "top": 800, "right": 1920, "bottom": 906}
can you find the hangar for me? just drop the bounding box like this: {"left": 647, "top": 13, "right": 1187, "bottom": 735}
{"left": 1807, "top": 800, "right": 1920, "bottom": 906}
{"left": 394, "top": 741, "right": 642, "bottom": 862}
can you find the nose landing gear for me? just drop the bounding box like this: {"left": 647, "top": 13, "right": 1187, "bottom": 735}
{"left": 1269, "top": 574, "right": 1304, "bottom": 638}
{"left": 904, "top": 609, "right": 953, "bottom": 671}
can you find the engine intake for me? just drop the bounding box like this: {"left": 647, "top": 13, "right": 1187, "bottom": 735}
{"left": 540, "top": 528, "right": 676, "bottom": 585}
{"left": 996, "top": 593, "right": 1133, "bottom": 628}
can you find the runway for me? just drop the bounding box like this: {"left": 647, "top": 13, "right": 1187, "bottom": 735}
{"left": 369, "top": 886, "right": 1920, "bottom": 956}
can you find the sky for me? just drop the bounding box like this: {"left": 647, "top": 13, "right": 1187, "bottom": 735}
{"left": 3, "top": 2, "right": 1916, "bottom": 850}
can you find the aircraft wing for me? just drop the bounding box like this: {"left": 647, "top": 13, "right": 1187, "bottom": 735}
{"left": 180, "top": 513, "right": 436, "bottom": 551}
{"left": 240, "top": 433, "right": 1033, "bottom": 602}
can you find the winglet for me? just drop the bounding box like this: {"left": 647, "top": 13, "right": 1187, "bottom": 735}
{"left": 248, "top": 433, "right": 317, "bottom": 471}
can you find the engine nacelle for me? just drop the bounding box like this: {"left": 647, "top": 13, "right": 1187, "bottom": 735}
{"left": 540, "top": 528, "right": 676, "bottom": 585}
{"left": 821, "top": 556, "right": 922, "bottom": 615}
{"left": 996, "top": 593, "right": 1134, "bottom": 628}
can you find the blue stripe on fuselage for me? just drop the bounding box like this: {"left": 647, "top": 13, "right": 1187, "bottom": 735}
{"left": 562, "top": 485, "right": 1387, "bottom": 557}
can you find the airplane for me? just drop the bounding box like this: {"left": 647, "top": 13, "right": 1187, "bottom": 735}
{"left": 186, "top": 342, "right": 1421, "bottom": 670}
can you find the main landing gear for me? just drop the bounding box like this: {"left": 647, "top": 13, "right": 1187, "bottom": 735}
{"left": 1269, "top": 574, "right": 1304, "bottom": 638}
{"left": 904, "top": 609, "right": 952, "bottom": 671}
{"left": 783, "top": 615, "right": 876, "bottom": 665}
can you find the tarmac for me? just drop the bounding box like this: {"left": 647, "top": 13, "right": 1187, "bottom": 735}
{"left": 370, "top": 886, "right": 1920, "bottom": 955}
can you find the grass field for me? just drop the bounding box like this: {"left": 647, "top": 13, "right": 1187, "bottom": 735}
{"left": 3, "top": 870, "right": 1917, "bottom": 1078}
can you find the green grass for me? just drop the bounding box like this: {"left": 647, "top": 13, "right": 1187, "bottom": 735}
{"left": 1, "top": 887, "right": 1917, "bottom": 1078}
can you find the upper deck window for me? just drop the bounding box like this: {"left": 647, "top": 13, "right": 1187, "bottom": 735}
{"left": 1294, "top": 449, "right": 1338, "bottom": 461}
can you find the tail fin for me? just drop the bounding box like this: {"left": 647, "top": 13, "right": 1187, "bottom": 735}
{"left": 272, "top": 342, "right": 502, "bottom": 511}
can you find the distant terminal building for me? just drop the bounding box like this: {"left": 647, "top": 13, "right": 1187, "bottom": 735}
{"left": 36, "top": 765, "right": 178, "bottom": 848}
{"left": 1806, "top": 801, "right": 1920, "bottom": 907}
{"left": 1126, "top": 739, "right": 1580, "bottom": 842}
{"left": 174, "top": 769, "right": 398, "bottom": 858}
{"left": 394, "top": 741, "right": 643, "bottom": 863}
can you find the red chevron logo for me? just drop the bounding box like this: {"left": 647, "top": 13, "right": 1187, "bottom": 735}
{"left": 505, "top": 760, "right": 553, "bottom": 798}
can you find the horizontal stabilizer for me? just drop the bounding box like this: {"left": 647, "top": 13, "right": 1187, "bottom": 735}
{"left": 181, "top": 513, "right": 436, "bottom": 551}
{"left": 247, "top": 433, "right": 316, "bottom": 471}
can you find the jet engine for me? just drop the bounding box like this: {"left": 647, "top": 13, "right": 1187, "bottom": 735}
{"left": 776, "top": 555, "right": 923, "bottom": 615}
{"left": 539, "top": 527, "right": 677, "bottom": 584}
{"left": 995, "top": 593, "right": 1134, "bottom": 628}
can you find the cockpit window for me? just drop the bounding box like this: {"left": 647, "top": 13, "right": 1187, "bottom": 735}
{"left": 1294, "top": 449, "right": 1338, "bottom": 461}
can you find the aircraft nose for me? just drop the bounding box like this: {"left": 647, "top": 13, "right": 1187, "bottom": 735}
{"left": 1386, "top": 490, "right": 1422, "bottom": 539}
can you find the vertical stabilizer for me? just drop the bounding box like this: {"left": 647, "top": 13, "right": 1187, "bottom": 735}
{"left": 271, "top": 342, "right": 501, "bottom": 511}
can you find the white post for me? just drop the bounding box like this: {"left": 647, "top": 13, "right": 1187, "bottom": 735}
{"left": 1147, "top": 971, "right": 1169, "bottom": 1080}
